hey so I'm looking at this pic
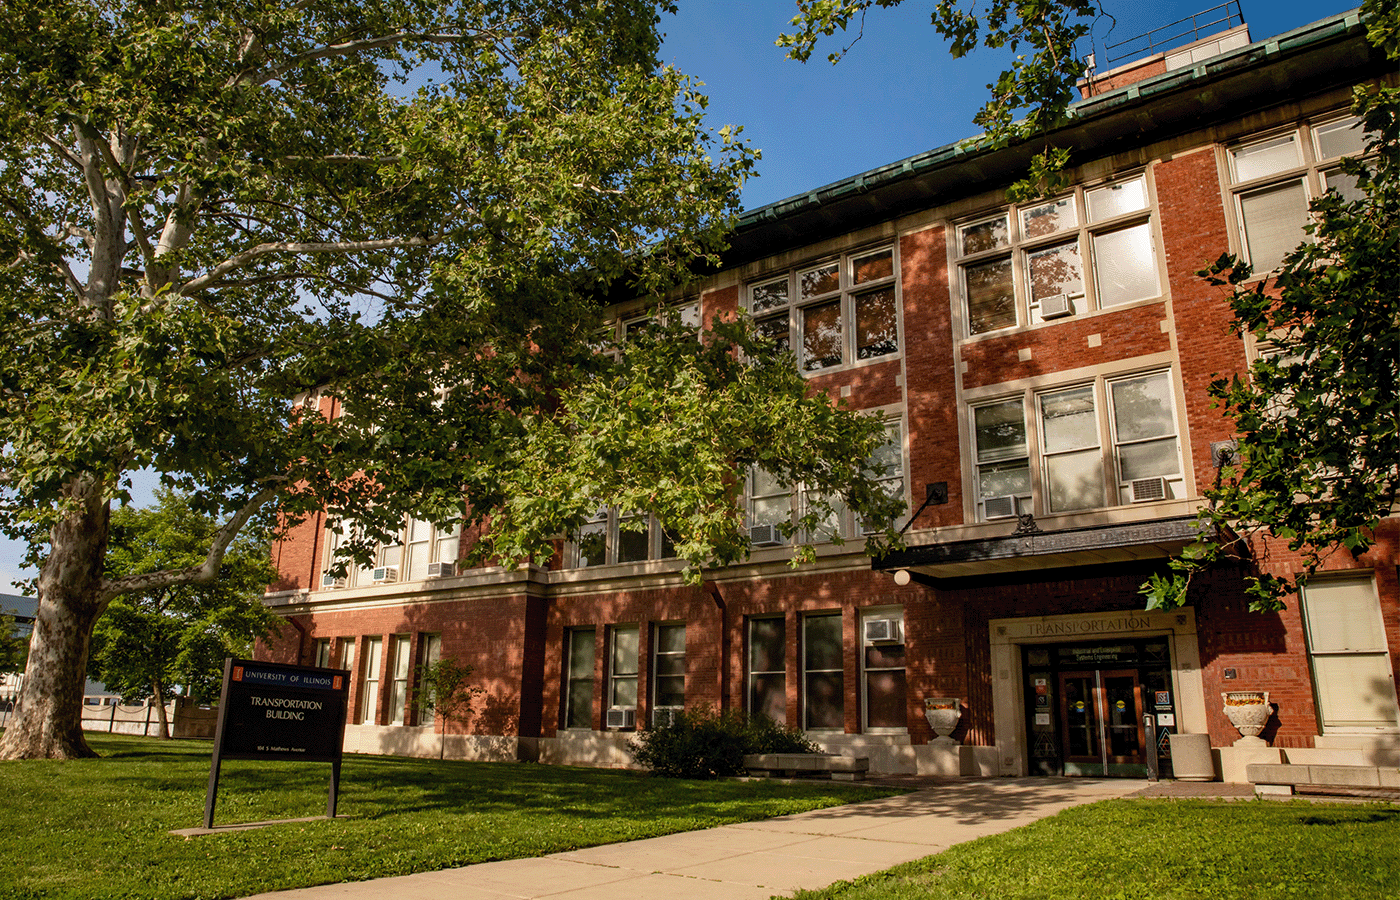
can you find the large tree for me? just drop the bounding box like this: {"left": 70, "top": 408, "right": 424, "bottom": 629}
{"left": 88, "top": 490, "right": 278, "bottom": 738}
{"left": 0, "top": 0, "right": 902, "bottom": 759}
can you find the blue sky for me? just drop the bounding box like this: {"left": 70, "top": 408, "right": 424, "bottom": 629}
{"left": 0, "top": 0, "right": 1361, "bottom": 592}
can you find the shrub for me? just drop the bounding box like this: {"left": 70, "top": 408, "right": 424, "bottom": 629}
{"left": 627, "top": 705, "right": 819, "bottom": 778}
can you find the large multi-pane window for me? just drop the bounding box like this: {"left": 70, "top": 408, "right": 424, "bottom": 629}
{"left": 1300, "top": 575, "right": 1400, "bottom": 731}
{"left": 957, "top": 174, "right": 1162, "bottom": 336}
{"left": 652, "top": 623, "right": 686, "bottom": 726}
{"left": 751, "top": 421, "right": 905, "bottom": 543}
{"left": 1228, "top": 114, "right": 1369, "bottom": 273}
{"left": 970, "top": 371, "right": 1183, "bottom": 520}
{"left": 803, "top": 613, "right": 844, "bottom": 730}
{"left": 572, "top": 508, "right": 676, "bottom": 568}
{"left": 387, "top": 634, "right": 412, "bottom": 725}
{"left": 748, "top": 247, "right": 900, "bottom": 373}
{"left": 564, "top": 629, "right": 596, "bottom": 730}
{"left": 360, "top": 636, "right": 383, "bottom": 725}
{"left": 748, "top": 617, "right": 787, "bottom": 723}
{"left": 608, "top": 625, "right": 640, "bottom": 713}
{"left": 861, "top": 608, "right": 906, "bottom": 730}
{"left": 321, "top": 516, "right": 461, "bottom": 588}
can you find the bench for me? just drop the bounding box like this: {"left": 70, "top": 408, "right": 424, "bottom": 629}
{"left": 743, "top": 753, "right": 870, "bottom": 782}
{"left": 1246, "top": 763, "right": 1400, "bottom": 798}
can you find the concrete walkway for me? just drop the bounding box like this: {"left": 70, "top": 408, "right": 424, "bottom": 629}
{"left": 241, "top": 777, "right": 1144, "bottom": 900}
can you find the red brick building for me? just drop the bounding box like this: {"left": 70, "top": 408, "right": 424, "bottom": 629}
{"left": 261, "top": 9, "right": 1399, "bottom": 780}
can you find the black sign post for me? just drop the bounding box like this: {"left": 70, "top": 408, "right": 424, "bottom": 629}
{"left": 204, "top": 657, "right": 351, "bottom": 829}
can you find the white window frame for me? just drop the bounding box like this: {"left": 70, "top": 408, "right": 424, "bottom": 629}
{"left": 570, "top": 508, "right": 676, "bottom": 568}
{"left": 608, "top": 625, "right": 640, "bottom": 718}
{"left": 419, "top": 633, "right": 442, "bottom": 726}
{"left": 1226, "top": 113, "right": 1370, "bottom": 274}
{"left": 360, "top": 636, "right": 383, "bottom": 725}
{"left": 1300, "top": 573, "right": 1400, "bottom": 733}
{"left": 387, "top": 634, "right": 412, "bottom": 726}
{"left": 314, "top": 638, "right": 332, "bottom": 668}
{"left": 321, "top": 516, "right": 461, "bottom": 589}
{"left": 969, "top": 370, "right": 1184, "bottom": 521}
{"left": 651, "top": 622, "right": 686, "bottom": 726}
{"left": 956, "top": 173, "right": 1163, "bottom": 337}
{"left": 746, "top": 246, "right": 901, "bottom": 374}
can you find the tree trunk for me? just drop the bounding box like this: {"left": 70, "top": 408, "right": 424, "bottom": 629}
{"left": 151, "top": 677, "right": 170, "bottom": 740}
{"left": 0, "top": 481, "right": 111, "bottom": 759}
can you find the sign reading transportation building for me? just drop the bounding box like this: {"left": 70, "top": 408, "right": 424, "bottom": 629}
{"left": 203, "top": 658, "right": 350, "bottom": 829}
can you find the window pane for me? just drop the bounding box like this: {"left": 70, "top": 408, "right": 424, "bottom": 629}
{"left": 805, "top": 672, "right": 844, "bottom": 729}
{"left": 865, "top": 644, "right": 906, "bottom": 669}
{"left": 655, "top": 654, "right": 686, "bottom": 677}
{"left": 1323, "top": 168, "right": 1365, "bottom": 203}
{"left": 1232, "top": 134, "right": 1301, "bottom": 181}
{"left": 751, "top": 496, "right": 791, "bottom": 531}
{"left": 657, "top": 623, "right": 686, "bottom": 654}
{"left": 1312, "top": 655, "right": 1400, "bottom": 728}
{"left": 799, "top": 262, "right": 840, "bottom": 299}
{"left": 407, "top": 539, "right": 430, "bottom": 579}
{"left": 965, "top": 257, "right": 1016, "bottom": 334}
{"left": 1046, "top": 448, "right": 1104, "bottom": 512}
{"left": 1118, "top": 438, "right": 1180, "bottom": 481}
{"left": 1304, "top": 578, "right": 1387, "bottom": 652}
{"left": 855, "top": 287, "right": 898, "bottom": 359}
{"left": 802, "top": 299, "right": 843, "bottom": 370}
{"left": 577, "top": 521, "right": 607, "bottom": 567}
{"left": 1111, "top": 373, "right": 1175, "bottom": 441}
{"left": 1021, "top": 196, "right": 1077, "bottom": 238}
{"left": 751, "top": 673, "right": 787, "bottom": 722}
{"left": 569, "top": 630, "right": 596, "bottom": 674}
{"left": 610, "top": 677, "right": 637, "bottom": 708}
{"left": 566, "top": 680, "right": 593, "bottom": 729}
{"left": 1027, "top": 240, "right": 1083, "bottom": 304}
{"left": 616, "top": 516, "right": 649, "bottom": 563}
{"left": 749, "top": 618, "right": 785, "bottom": 673}
{"left": 961, "top": 216, "right": 1009, "bottom": 254}
{"left": 655, "top": 677, "right": 685, "bottom": 709}
{"left": 979, "top": 462, "right": 1031, "bottom": 498}
{"left": 612, "top": 626, "right": 639, "bottom": 676}
{"left": 1314, "top": 117, "right": 1365, "bottom": 161}
{"left": 805, "top": 615, "right": 843, "bottom": 670}
{"left": 866, "top": 671, "right": 906, "bottom": 728}
{"left": 1087, "top": 176, "right": 1148, "bottom": 222}
{"left": 751, "top": 278, "right": 788, "bottom": 312}
{"left": 566, "top": 630, "right": 595, "bottom": 729}
{"left": 1041, "top": 387, "right": 1097, "bottom": 452}
{"left": 756, "top": 313, "right": 790, "bottom": 354}
{"left": 1239, "top": 180, "right": 1308, "bottom": 272}
{"left": 1093, "top": 223, "right": 1159, "bottom": 306}
{"left": 852, "top": 249, "right": 894, "bottom": 283}
{"left": 975, "top": 400, "right": 1027, "bottom": 463}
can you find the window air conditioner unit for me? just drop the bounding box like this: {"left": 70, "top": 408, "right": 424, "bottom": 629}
{"left": 426, "top": 561, "right": 456, "bottom": 578}
{"left": 1040, "top": 293, "right": 1073, "bottom": 320}
{"left": 1129, "top": 477, "right": 1168, "bottom": 503}
{"left": 983, "top": 495, "right": 1019, "bottom": 520}
{"left": 749, "top": 524, "right": 783, "bottom": 547}
{"left": 605, "top": 707, "right": 636, "bottom": 729}
{"left": 371, "top": 565, "right": 398, "bottom": 584}
{"left": 320, "top": 574, "right": 346, "bottom": 589}
{"left": 865, "top": 618, "right": 902, "bottom": 643}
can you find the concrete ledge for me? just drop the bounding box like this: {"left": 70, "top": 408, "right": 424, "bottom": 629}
{"left": 743, "top": 753, "right": 869, "bottom": 780}
{"left": 1246, "top": 762, "right": 1400, "bottom": 797}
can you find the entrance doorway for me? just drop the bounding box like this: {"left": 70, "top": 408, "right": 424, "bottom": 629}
{"left": 1024, "top": 640, "right": 1175, "bottom": 777}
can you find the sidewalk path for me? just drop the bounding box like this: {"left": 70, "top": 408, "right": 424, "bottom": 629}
{"left": 242, "top": 777, "right": 1143, "bottom": 900}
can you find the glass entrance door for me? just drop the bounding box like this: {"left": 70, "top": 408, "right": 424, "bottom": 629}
{"left": 1057, "top": 668, "right": 1147, "bottom": 776}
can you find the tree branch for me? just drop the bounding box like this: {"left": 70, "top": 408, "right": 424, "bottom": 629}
{"left": 39, "top": 133, "right": 84, "bottom": 171}
{"left": 98, "top": 485, "right": 283, "bottom": 601}
{"left": 254, "top": 32, "right": 492, "bottom": 85}
{"left": 179, "top": 235, "right": 440, "bottom": 295}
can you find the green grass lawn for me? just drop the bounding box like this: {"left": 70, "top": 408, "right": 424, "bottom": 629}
{"left": 788, "top": 797, "right": 1400, "bottom": 900}
{"left": 0, "top": 733, "right": 898, "bottom": 900}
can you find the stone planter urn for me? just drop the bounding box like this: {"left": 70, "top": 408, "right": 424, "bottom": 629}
{"left": 1222, "top": 691, "right": 1272, "bottom": 747}
{"left": 924, "top": 698, "right": 962, "bottom": 744}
